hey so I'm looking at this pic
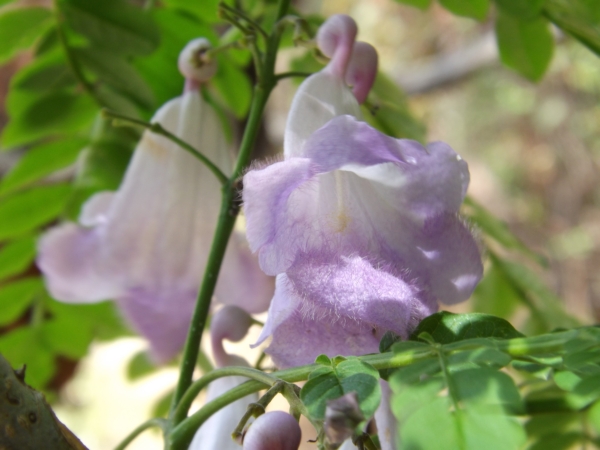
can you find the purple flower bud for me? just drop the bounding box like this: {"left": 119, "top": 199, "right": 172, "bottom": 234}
{"left": 242, "top": 412, "right": 301, "bottom": 450}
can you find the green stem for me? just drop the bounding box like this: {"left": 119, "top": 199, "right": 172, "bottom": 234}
{"left": 113, "top": 418, "right": 166, "bottom": 450}
{"left": 173, "top": 367, "right": 281, "bottom": 424}
{"left": 169, "top": 0, "right": 291, "bottom": 421}
{"left": 53, "top": 0, "right": 101, "bottom": 106}
{"left": 220, "top": 3, "right": 269, "bottom": 41}
{"left": 101, "top": 109, "right": 228, "bottom": 185}
{"left": 275, "top": 71, "right": 313, "bottom": 81}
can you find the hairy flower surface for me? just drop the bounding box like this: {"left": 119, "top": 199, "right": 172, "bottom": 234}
{"left": 38, "top": 40, "right": 272, "bottom": 363}
{"left": 243, "top": 16, "right": 483, "bottom": 368}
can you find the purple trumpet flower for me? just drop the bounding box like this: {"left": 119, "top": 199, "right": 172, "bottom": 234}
{"left": 242, "top": 16, "right": 483, "bottom": 369}
{"left": 37, "top": 39, "right": 272, "bottom": 364}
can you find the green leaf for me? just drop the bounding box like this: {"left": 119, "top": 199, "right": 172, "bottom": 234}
{"left": 63, "top": 0, "right": 160, "bottom": 56}
{"left": 73, "top": 47, "right": 156, "bottom": 110}
{"left": 11, "top": 51, "right": 77, "bottom": 92}
{"left": 410, "top": 311, "right": 524, "bottom": 344}
{"left": 40, "top": 314, "right": 94, "bottom": 359}
{"left": 563, "top": 348, "right": 600, "bottom": 376}
{"left": 0, "top": 236, "right": 36, "bottom": 283}
{"left": 567, "top": 374, "right": 600, "bottom": 408}
{"left": 45, "top": 298, "right": 131, "bottom": 341}
{"left": 0, "top": 7, "right": 53, "bottom": 64}
{"left": 315, "top": 354, "right": 332, "bottom": 366}
{"left": 543, "top": 0, "right": 600, "bottom": 56}
{"left": 0, "top": 138, "right": 86, "bottom": 196}
{"left": 379, "top": 331, "right": 403, "bottom": 353}
{"left": 363, "top": 72, "right": 426, "bottom": 142}
{"left": 495, "top": 13, "right": 554, "bottom": 81}
{"left": 453, "top": 368, "right": 523, "bottom": 413}
{"left": 300, "top": 357, "right": 381, "bottom": 422}
{"left": 0, "top": 327, "right": 55, "bottom": 389}
{"left": 589, "top": 400, "right": 600, "bottom": 434}
{"left": 448, "top": 347, "right": 512, "bottom": 370}
{"left": 76, "top": 138, "right": 133, "bottom": 192}
{"left": 494, "top": 0, "right": 546, "bottom": 20}
{"left": 127, "top": 350, "right": 157, "bottom": 380}
{"left": 213, "top": 56, "right": 252, "bottom": 119}
{"left": 392, "top": 0, "right": 432, "bottom": 10}
{"left": 0, "top": 278, "right": 43, "bottom": 326}
{"left": 0, "top": 184, "right": 72, "bottom": 241}
{"left": 392, "top": 368, "right": 526, "bottom": 449}
{"left": 1, "top": 90, "right": 97, "bottom": 148}
{"left": 163, "top": 0, "right": 221, "bottom": 22}
{"left": 528, "top": 432, "right": 582, "bottom": 450}
{"left": 439, "top": 0, "right": 489, "bottom": 20}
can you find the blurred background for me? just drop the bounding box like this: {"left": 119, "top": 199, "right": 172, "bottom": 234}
{"left": 0, "top": 0, "right": 599, "bottom": 448}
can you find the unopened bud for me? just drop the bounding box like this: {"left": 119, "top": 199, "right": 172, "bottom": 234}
{"left": 316, "top": 15, "right": 358, "bottom": 78}
{"left": 324, "top": 392, "right": 364, "bottom": 446}
{"left": 242, "top": 411, "right": 301, "bottom": 450}
{"left": 178, "top": 38, "right": 218, "bottom": 83}
{"left": 211, "top": 305, "right": 253, "bottom": 367}
{"left": 345, "top": 42, "right": 378, "bottom": 104}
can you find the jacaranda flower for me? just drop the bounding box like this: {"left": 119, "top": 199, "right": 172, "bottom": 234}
{"left": 242, "top": 16, "right": 483, "bottom": 368}
{"left": 38, "top": 39, "right": 272, "bottom": 363}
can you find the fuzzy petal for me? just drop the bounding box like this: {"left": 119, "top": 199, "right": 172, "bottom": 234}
{"left": 245, "top": 116, "right": 481, "bottom": 308}
{"left": 261, "top": 256, "right": 436, "bottom": 368}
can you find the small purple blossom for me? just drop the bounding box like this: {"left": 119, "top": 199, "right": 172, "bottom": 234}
{"left": 242, "top": 412, "right": 302, "bottom": 450}
{"left": 37, "top": 39, "right": 272, "bottom": 364}
{"left": 242, "top": 15, "right": 483, "bottom": 368}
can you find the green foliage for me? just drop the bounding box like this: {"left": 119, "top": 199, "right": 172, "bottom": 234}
{"left": 62, "top": 0, "right": 160, "bottom": 56}
{"left": 0, "top": 328, "right": 56, "bottom": 389}
{"left": 495, "top": 0, "right": 546, "bottom": 20}
{"left": 410, "top": 311, "right": 524, "bottom": 343}
{"left": 72, "top": 48, "right": 156, "bottom": 110}
{"left": 543, "top": 0, "right": 600, "bottom": 56}
{"left": 496, "top": 13, "right": 554, "bottom": 82}
{"left": 0, "top": 139, "right": 86, "bottom": 196}
{"left": 0, "top": 184, "right": 72, "bottom": 241}
{"left": 1, "top": 91, "right": 97, "bottom": 149}
{"left": 300, "top": 356, "right": 381, "bottom": 423}
{"left": 0, "top": 278, "right": 44, "bottom": 326}
{"left": 0, "top": 7, "right": 53, "bottom": 64}
{"left": 439, "top": 0, "right": 489, "bottom": 20}
{"left": 0, "top": 236, "right": 36, "bottom": 283}
{"left": 386, "top": 317, "right": 600, "bottom": 450}
{"left": 390, "top": 336, "right": 526, "bottom": 450}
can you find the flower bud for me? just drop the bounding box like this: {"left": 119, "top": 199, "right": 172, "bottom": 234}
{"left": 242, "top": 411, "right": 301, "bottom": 450}
{"left": 324, "top": 392, "right": 364, "bottom": 446}
{"left": 316, "top": 15, "right": 358, "bottom": 77}
{"left": 345, "top": 42, "right": 378, "bottom": 104}
{"left": 211, "top": 305, "right": 253, "bottom": 367}
{"left": 178, "top": 38, "right": 218, "bottom": 85}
